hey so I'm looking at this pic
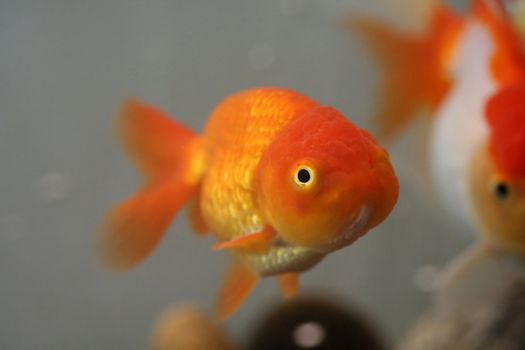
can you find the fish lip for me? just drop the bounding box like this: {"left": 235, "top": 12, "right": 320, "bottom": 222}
{"left": 270, "top": 206, "right": 371, "bottom": 253}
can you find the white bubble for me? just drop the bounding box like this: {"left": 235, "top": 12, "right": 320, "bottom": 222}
{"left": 1, "top": 213, "right": 25, "bottom": 241}
{"left": 249, "top": 43, "right": 276, "bottom": 70}
{"left": 279, "top": 0, "right": 307, "bottom": 17}
{"left": 37, "top": 172, "right": 70, "bottom": 202}
{"left": 293, "top": 321, "right": 325, "bottom": 348}
{"left": 414, "top": 265, "right": 441, "bottom": 292}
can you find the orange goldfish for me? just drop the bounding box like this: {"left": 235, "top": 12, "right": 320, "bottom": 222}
{"left": 351, "top": 0, "right": 525, "bottom": 255}
{"left": 101, "top": 88, "right": 399, "bottom": 319}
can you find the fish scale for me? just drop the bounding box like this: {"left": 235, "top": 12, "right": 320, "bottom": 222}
{"left": 200, "top": 89, "right": 318, "bottom": 242}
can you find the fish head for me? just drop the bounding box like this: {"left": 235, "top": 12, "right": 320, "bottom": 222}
{"left": 254, "top": 106, "right": 399, "bottom": 251}
{"left": 468, "top": 83, "right": 525, "bottom": 256}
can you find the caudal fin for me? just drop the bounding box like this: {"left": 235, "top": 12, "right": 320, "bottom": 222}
{"left": 349, "top": 4, "right": 462, "bottom": 141}
{"left": 100, "top": 100, "right": 203, "bottom": 271}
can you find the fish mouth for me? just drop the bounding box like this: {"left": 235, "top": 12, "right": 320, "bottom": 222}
{"left": 269, "top": 205, "right": 371, "bottom": 253}
{"left": 271, "top": 236, "right": 295, "bottom": 248}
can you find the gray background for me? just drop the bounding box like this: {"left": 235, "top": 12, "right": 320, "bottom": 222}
{"left": 0, "top": 0, "right": 470, "bottom": 348}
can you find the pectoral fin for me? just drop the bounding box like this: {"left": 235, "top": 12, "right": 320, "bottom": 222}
{"left": 216, "top": 260, "right": 259, "bottom": 321}
{"left": 212, "top": 226, "right": 276, "bottom": 254}
{"left": 277, "top": 273, "right": 300, "bottom": 298}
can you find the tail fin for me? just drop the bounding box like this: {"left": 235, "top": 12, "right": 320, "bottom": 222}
{"left": 100, "top": 101, "right": 203, "bottom": 271}
{"left": 349, "top": 4, "right": 462, "bottom": 141}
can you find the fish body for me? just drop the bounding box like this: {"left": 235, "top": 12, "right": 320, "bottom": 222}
{"left": 200, "top": 90, "right": 316, "bottom": 251}
{"left": 351, "top": 0, "right": 525, "bottom": 255}
{"left": 102, "top": 88, "right": 399, "bottom": 319}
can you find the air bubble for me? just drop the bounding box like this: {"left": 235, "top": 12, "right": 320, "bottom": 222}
{"left": 249, "top": 43, "right": 276, "bottom": 71}
{"left": 37, "top": 172, "right": 70, "bottom": 202}
{"left": 293, "top": 321, "right": 325, "bottom": 348}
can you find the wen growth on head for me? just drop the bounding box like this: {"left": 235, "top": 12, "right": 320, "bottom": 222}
{"left": 100, "top": 88, "right": 399, "bottom": 319}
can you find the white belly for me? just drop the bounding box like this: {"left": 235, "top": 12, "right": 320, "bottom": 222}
{"left": 429, "top": 21, "right": 496, "bottom": 226}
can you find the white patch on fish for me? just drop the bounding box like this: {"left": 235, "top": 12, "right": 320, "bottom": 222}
{"left": 430, "top": 20, "right": 495, "bottom": 227}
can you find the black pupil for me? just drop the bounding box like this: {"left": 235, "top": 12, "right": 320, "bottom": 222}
{"left": 494, "top": 182, "right": 509, "bottom": 199}
{"left": 297, "top": 169, "right": 311, "bottom": 184}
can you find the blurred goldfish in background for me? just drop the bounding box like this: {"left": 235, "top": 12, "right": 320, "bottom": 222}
{"left": 101, "top": 87, "right": 399, "bottom": 319}
{"left": 351, "top": 0, "right": 525, "bottom": 256}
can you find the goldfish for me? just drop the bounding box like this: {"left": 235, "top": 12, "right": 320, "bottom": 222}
{"left": 350, "top": 0, "right": 525, "bottom": 256}
{"left": 101, "top": 87, "right": 398, "bottom": 319}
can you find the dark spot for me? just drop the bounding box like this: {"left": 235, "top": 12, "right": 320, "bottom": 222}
{"left": 493, "top": 181, "right": 510, "bottom": 200}
{"left": 246, "top": 295, "right": 386, "bottom": 350}
{"left": 297, "top": 168, "right": 311, "bottom": 184}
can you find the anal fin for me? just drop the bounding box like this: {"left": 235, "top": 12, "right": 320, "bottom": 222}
{"left": 216, "top": 260, "right": 259, "bottom": 321}
{"left": 277, "top": 273, "right": 300, "bottom": 299}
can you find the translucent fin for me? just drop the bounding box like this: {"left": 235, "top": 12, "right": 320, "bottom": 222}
{"left": 216, "top": 261, "right": 259, "bottom": 321}
{"left": 100, "top": 177, "right": 197, "bottom": 271}
{"left": 101, "top": 99, "right": 202, "bottom": 270}
{"left": 212, "top": 226, "right": 276, "bottom": 254}
{"left": 118, "top": 99, "right": 199, "bottom": 181}
{"left": 277, "top": 273, "right": 300, "bottom": 299}
{"left": 349, "top": 4, "right": 462, "bottom": 141}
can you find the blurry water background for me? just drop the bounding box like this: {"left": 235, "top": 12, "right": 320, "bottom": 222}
{"left": 1, "top": 0, "right": 470, "bottom": 348}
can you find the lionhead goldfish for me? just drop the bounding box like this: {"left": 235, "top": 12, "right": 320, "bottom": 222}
{"left": 101, "top": 88, "right": 398, "bottom": 319}
{"left": 351, "top": 0, "right": 525, "bottom": 255}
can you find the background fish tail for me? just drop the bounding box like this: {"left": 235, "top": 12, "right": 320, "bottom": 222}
{"left": 349, "top": 3, "right": 461, "bottom": 141}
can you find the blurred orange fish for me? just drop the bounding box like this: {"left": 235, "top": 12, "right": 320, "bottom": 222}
{"left": 101, "top": 88, "right": 399, "bottom": 319}
{"left": 350, "top": 0, "right": 525, "bottom": 255}
{"left": 350, "top": 0, "right": 525, "bottom": 140}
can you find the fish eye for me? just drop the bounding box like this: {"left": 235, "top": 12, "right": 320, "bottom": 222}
{"left": 294, "top": 165, "right": 315, "bottom": 188}
{"left": 492, "top": 180, "right": 510, "bottom": 200}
